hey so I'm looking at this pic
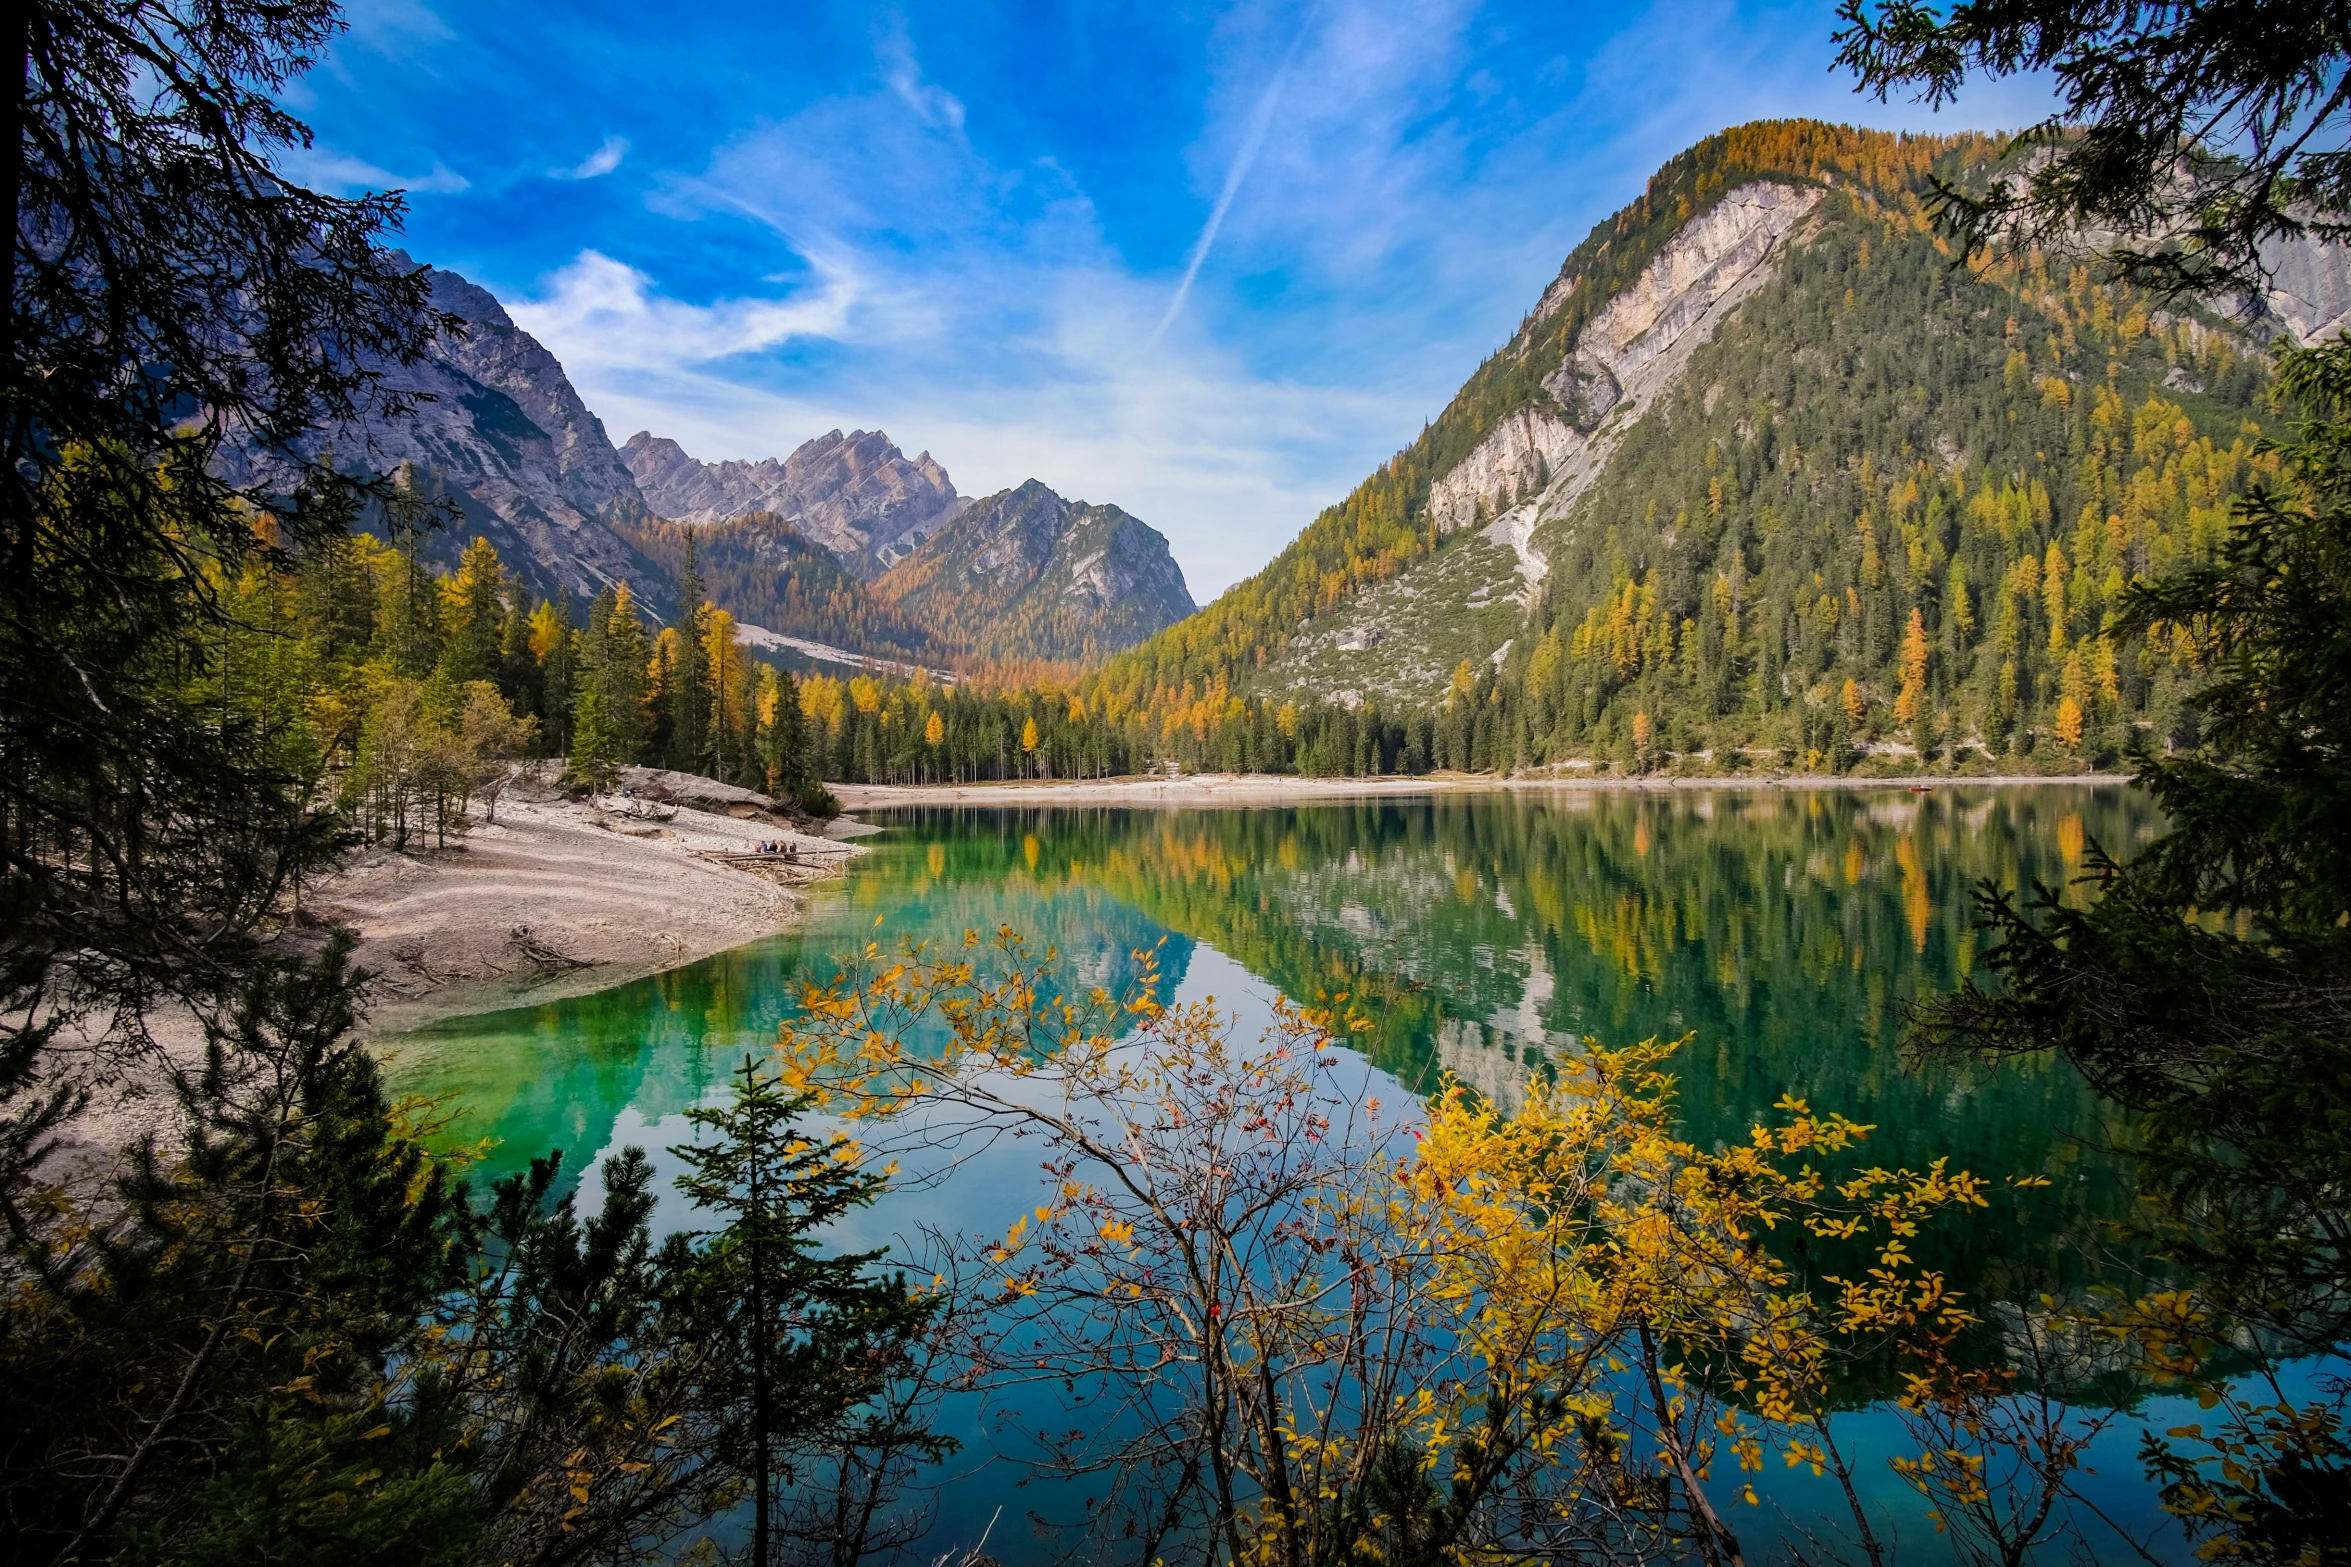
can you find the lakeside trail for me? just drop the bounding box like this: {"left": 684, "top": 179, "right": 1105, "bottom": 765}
{"left": 318, "top": 765, "right": 869, "bottom": 1038}
{"left": 831, "top": 770, "right": 2134, "bottom": 809}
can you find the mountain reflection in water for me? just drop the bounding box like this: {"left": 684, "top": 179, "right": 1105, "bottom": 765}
{"left": 382, "top": 785, "right": 2154, "bottom": 1299}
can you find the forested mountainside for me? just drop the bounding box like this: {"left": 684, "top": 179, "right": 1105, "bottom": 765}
{"left": 1085, "top": 119, "right": 2348, "bottom": 774}
{"left": 874, "top": 480, "right": 1197, "bottom": 664}
{"left": 619, "top": 428, "right": 963, "bottom": 575}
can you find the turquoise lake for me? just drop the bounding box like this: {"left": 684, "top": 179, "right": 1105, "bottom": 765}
{"left": 379, "top": 785, "right": 2215, "bottom": 1563}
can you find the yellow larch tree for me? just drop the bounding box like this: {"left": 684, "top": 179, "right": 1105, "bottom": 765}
{"left": 1895, "top": 606, "right": 1930, "bottom": 729}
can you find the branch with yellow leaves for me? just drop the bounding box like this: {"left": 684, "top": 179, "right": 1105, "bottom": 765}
{"left": 767, "top": 928, "right": 2080, "bottom": 1566}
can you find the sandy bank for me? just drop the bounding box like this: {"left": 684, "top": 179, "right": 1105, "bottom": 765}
{"left": 831, "top": 771, "right": 2132, "bottom": 810}
{"left": 316, "top": 768, "right": 862, "bottom": 1037}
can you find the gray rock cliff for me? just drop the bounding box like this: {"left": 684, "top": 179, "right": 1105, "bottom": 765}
{"left": 229, "top": 254, "right": 664, "bottom": 606}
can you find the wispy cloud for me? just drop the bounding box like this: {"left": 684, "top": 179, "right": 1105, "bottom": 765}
{"left": 878, "top": 21, "right": 965, "bottom": 130}
{"left": 276, "top": 143, "right": 468, "bottom": 195}
{"left": 340, "top": 0, "right": 455, "bottom": 57}
{"left": 1150, "top": 50, "right": 1293, "bottom": 348}
{"left": 554, "top": 135, "right": 630, "bottom": 180}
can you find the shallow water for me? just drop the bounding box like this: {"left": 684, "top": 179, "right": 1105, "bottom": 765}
{"left": 380, "top": 784, "right": 2201, "bottom": 1562}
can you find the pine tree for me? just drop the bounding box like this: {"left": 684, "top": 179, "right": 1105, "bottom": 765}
{"left": 295, "top": 485, "right": 379, "bottom": 669}
{"left": 1895, "top": 607, "right": 1930, "bottom": 732}
{"left": 646, "top": 628, "right": 680, "bottom": 765}
{"left": 533, "top": 593, "right": 577, "bottom": 757}
{"left": 598, "top": 584, "right": 652, "bottom": 766}
{"left": 497, "top": 595, "right": 539, "bottom": 723}
{"left": 672, "top": 536, "right": 710, "bottom": 771}
{"left": 380, "top": 471, "right": 446, "bottom": 678}
{"left": 703, "top": 609, "right": 746, "bottom": 784}
{"left": 670, "top": 1056, "right": 926, "bottom": 1567}
{"left": 567, "top": 688, "right": 621, "bottom": 794}
{"left": 441, "top": 537, "right": 506, "bottom": 684}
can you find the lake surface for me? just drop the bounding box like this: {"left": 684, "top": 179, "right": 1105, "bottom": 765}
{"left": 381, "top": 784, "right": 2191, "bottom": 1562}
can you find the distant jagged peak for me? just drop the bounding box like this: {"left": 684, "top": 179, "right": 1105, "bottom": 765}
{"left": 617, "top": 425, "right": 961, "bottom": 576}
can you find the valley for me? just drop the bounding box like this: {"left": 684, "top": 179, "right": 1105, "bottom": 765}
{"left": 299, "top": 263, "right": 1199, "bottom": 673}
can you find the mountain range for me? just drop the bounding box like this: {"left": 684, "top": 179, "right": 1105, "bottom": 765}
{"left": 298, "top": 258, "right": 1195, "bottom": 666}
{"left": 296, "top": 118, "right": 2350, "bottom": 772}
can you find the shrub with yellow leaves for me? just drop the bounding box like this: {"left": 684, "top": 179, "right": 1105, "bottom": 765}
{"left": 764, "top": 929, "right": 2149, "bottom": 1566}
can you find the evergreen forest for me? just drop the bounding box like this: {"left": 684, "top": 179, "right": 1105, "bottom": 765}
{"left": 1079, "top": 121, "right": 2284, "bottom": 779}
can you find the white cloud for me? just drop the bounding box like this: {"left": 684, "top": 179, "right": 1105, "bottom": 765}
{"left": 276, "top": 144, "right": 469, "bottom": 195}
{"left": 520, "top": 244, "right": 1421, "bottom": 601}
{"left": 508, "top": 250, "right": 858, "bottom": 372}
{"left": 554, "top": 135, "right": 630, "bottom": 180}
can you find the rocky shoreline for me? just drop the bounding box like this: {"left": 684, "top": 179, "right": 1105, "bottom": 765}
{"left": 317, "top": 765, "right": 863, "bottom": 1038}
{"left": 832, "top": 770, "right": 2132, "bottom": 810}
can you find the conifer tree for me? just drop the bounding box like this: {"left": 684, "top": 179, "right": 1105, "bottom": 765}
{"left": 530, "top": 592, "right": 577, "bottom": 756}
{"left": 646, "top": 627, "right": 681, "bottom": 764}
{"left": 1895, "top": 606, "right": 1930, "bottom": 735}
{"left": 379, "top": 472, "right": 447, "bottom": 677}
{"left": 672, "top": 535, "right": 710, "bottom": 771}
{"left": 294, "top": 484, "right": 380, "bottom": 669}
{"left": 703, "top": 608, "right": 745, "bottom": 784}
{"left": 600, "top": 583, "right": 652, "bottom": 766}
{"left": 441, "top": 537, "right": 506, "bottom": 684}
{"left": 670, "top": 1056, "right": 926, "bottom": 1567}
{"left": 497, "top": 595, "right": 538, "bottom": 722}
{"left": 567, "top": 688, "right": 621, "bottom": 795}
{"left": 759, "top": 666, "right": 812, "bottom": 804}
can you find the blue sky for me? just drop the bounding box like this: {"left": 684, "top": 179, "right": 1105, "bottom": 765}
{"left": 291, "top": 0, "right": 2053, "bottom": 597}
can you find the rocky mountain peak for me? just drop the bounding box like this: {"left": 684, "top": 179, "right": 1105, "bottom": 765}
{"left": 222, "top": 252, "right": 661, "bottom": 606}
{"left": 873, "top": 479, "right": 1195, "bottom": 663}
{"left": 620, "top": 426, "right": 962, "bottom": 577}
{"left": 269, "top": 254, "right": 1182, "bottom": 664}
{"left": 960, "top": 479, "right": 1073, "bottom": 580}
